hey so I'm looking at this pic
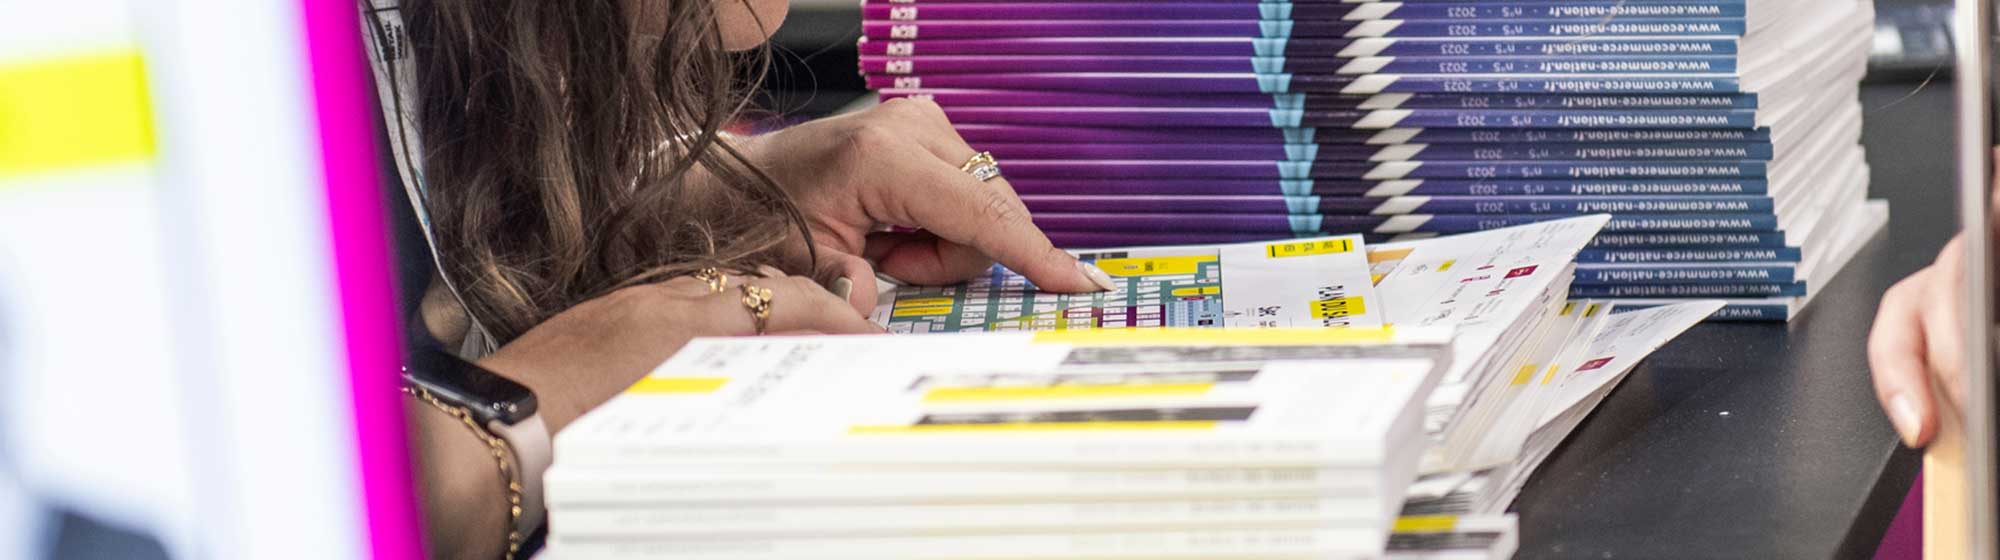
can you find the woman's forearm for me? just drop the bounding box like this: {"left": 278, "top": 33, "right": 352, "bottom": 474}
{"left": 409, "top": 398, "right": 511, "bottom": 560}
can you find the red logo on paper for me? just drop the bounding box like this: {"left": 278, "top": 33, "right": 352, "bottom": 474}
{"left": 1577, "top": 357, "right": 1614, "bottom": 371}
{"left": 1504, "top": 266, "right": 1539, "bottom": 279}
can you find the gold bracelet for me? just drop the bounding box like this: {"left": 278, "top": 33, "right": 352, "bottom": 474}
{"left": 405, "top": 386, "right": 525, "bottom": 557}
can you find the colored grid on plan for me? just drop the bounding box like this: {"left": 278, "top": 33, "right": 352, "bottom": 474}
{"left": 884, "top": 252, "right": 1225, "bottom": 333}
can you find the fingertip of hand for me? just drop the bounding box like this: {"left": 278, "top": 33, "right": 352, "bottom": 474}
{"left": 831, "top": 277, "right": 854, "bottom": 303}
{"left": 1077, "top": 261, "right": 1117, "bottom": 292}
{"left": 1888, "top": 392, "right": 1931, "bottom": 448}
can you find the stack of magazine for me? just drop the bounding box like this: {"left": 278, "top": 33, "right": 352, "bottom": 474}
{"left": 545, "top": 217, "right": 1721, "bottom": 558}
{"left": 548, "top": 328, "right": 1488, "bottom": 558}
{"left": 857, "top": 0, "right": 1889, "bottom": 320}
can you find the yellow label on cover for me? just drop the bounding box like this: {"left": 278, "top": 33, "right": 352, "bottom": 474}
{"left": 1510, "top": 364, "right": 1539, "bottom": 386}
{"left": 1265, "top": 238, "right": 1353, "bottom": 258}
{"left": 1309, "top": 296, "right": 1366, "bottom": 320}
{"left": 851, "top": 421, "right": 1218, "bottom": 434}
{"left": 894, "top": 297, "right": 956, "bottom": 309}
{"left": 0, "top": 51, "right": 156, "bottom": 178}
{"left": 1541, "top": 364, "right": 1563, "bottom": 385}
{"left": 1394, "top": 515, "right": 1460, "bottom": 533}
{"left": 892, "top": 305, "right": 956, "bottom": 317}
{"left": 626, "top": 377, "right": 729, "bottom": 394}
{"left": 1561, "top": 302, "right": 1577, "bottom": 316}
{"left": 1092, "top": 255, "right": 1215, "bottom": 277}
{"left": 1437, "top": 260, "right": 1456, "bottom": 272}
{"left": 924, "top": 383, "right": 1215, "bottom": 402}
{"left": 1033, "top": 327, "right": 1398, "bottom": 347}
{"left": 1585, "top": 304, "right": 1603, "bottom": 317}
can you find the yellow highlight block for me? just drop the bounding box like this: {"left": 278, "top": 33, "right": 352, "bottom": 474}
{"left": 1510, "top": 364, "right": 1539, "bottom": 386}
{"left": 0, "top": 51, "right": 156, "bottom": 178}
{"left": 1169, "top": 286, "right": 1222, "bottom": 297}
{"left": 1560, "top": 302, "right": 1577, "bottom": 316}
{"left": 1265, "top": 238, "right": 1353, "bottom": 258}
{"left": 1394, "top": 515, "right": 1460, "bottom": 533}
{"left": 923, "top": 383, "right": 1214, "bottom": 402}
{"left": 1310, "top": 296, "right": 1366, "bottom": 320}
{"left": 1541, "top": 364, "right": 1563, "bottom": 385}
{"left": 894, "top": 297, "right": 956, "bottom": 309}
{"left": 1585, "top": 304, "right": 1603, "bottom": 317}
{"left": 892, "top": 305, "right": 956, "bottom": 318}
{"left": 1367, "top": 247, "right": 1414, "bottom": 264}
{"left": 1033, "top": 327, "right": 1399, "bottom": 347}
{"left": 851, "top": 421, "right": 1219, "bottom": 434}
{"left": 1438, "top": 260, "right": 1456, "bottom": 272}
{"left": 626, "top": 377, "right": 729, "bottom": 394}
{"left": 1093, "top": 255, "right": 1216, "bottom": 277}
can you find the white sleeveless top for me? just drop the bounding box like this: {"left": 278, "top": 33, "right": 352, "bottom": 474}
{"left": 358, "top": 0, "right": 497, "bottom": 356}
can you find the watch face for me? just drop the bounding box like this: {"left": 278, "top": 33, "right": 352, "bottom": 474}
{"left": 407, "top": 346, "right": 537, "bottom": 424}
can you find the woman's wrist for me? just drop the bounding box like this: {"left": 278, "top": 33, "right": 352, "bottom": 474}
{"left": 408, "top": 397, "right": 511, "bottom": 560}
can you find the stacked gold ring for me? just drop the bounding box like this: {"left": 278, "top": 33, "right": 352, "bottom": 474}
{"left": 693, "top": 267, "right": 729, "bottom": 293}
{"left": 959, "top": 151, "right": 1001, "bottom": 182}
{"left": 739, "top": 284, "right": 773, "bottom": 335}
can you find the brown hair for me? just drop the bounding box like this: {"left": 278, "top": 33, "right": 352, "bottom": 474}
{"left": 403, "top": 0, "right": 810, "bottom": 342}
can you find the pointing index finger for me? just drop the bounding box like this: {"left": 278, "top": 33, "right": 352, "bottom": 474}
{"left": 881, "top": 157, "right": 1113, "bottom": 293}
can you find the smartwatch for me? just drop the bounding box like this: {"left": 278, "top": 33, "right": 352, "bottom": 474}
{"left": 401, "top": 341, "right": 551, "bottom": 540}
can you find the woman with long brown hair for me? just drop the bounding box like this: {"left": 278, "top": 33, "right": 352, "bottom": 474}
{"left": 380, "top": 0, "right": 1117, "bottom": 557}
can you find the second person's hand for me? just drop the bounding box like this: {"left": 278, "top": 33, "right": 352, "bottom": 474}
{"left": 1869, "top": 234, "right": 1969, "bottom": 448}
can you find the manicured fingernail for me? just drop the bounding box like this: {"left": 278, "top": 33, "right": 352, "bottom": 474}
{"left": 831, "top": 277, "right": 854, "bottom": 303}
{"left": 1889, "top": 393, "right": 1922, "bottom": 447}
{"left": 1079, "top": 262, "right": 1117, "bottom": 292}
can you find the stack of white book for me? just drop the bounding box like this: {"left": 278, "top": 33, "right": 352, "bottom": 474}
{"left": 545, "top": 216, "right": 1723, "bottom": 558}
{"left": 547, "top": 328, "right": 1467, "bottom": 559}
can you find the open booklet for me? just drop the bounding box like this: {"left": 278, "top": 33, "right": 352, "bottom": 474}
{"left": 873, "top": 215, "right": 1618, "bottom": 474}
{"left": 875, "top": 234, "right": 1385, "bottom": 330}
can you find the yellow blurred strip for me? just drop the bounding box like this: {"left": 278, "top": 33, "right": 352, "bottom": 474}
{"left": 0, "top": 50, "right": 155, "bottom": 178}
{"left": 1438, "top": 260, "right": 1456, "bottom": 272}
{"left": 1366, "top": 247, "right": 1413, "bottom": 263}
{"left": 1541, "top": 364, "right": 1563, "bottom": 385}
{"left": 1033, "top": 327, "right": 1398, "bottom": 347}
{"left": 852, "top": 421, "right": 1218, "bottom": 434}
{"left": 626, "top": 377, "right": 729, "bottom": 394}
{"left": 923, "top": 383, "right": 1214, "bottom": 402}
{"left": 1393, "top": 515, "right": 1460, "bottom": 533}
{"left": 1510, "top": 364, "right": 1539, "bottom": 386}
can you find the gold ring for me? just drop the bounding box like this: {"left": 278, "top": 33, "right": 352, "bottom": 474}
{"left": 739, "top": 283, "right": 773, "bottom": 335}
{"left": 693, "top": 267, "right": 728, "bottom": 293}
{"left": 959, "top": 151, "right": 1001, "bottom": 182}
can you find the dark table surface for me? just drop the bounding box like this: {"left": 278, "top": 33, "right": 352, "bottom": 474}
{"left": 1513, "top": 82, "right": 1956, "bottom": 558}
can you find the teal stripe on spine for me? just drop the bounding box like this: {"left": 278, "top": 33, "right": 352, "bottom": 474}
{"left": 1288, "top": 215, "right": 1323, "bottom": 234}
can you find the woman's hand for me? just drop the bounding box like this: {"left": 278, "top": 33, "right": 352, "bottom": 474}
{"left": 477, "top": 272, "right": 880, "bottom": 433}
{"left": 742, "top": 97, "right": 1119, "bottom": 312}
{"left": 413, "top": 272, "right": 877, "bottom": 560}
{"left": 1869, "top": 234, "right": 1969, "bottom": 448}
